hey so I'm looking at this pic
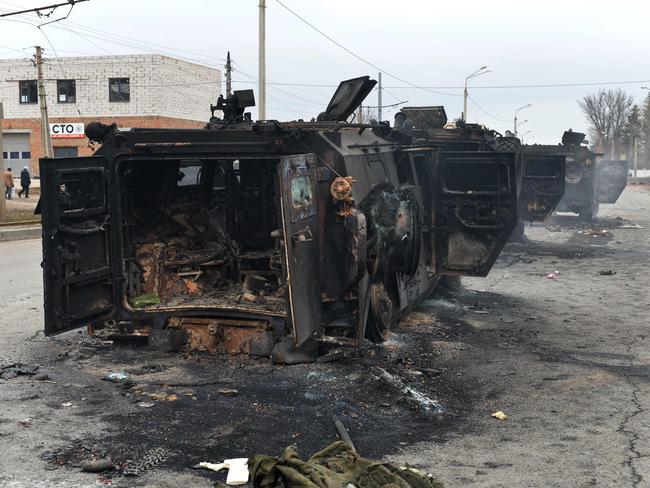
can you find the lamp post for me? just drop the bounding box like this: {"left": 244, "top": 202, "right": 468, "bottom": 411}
{"left": 520, "top": 129, "right": 532, "bottom": 143}
{"left": 463, "top": 66, "right": 491, "bottom": 122}
{"left": 514, "top": 104, "right": 532, "bottom": 136}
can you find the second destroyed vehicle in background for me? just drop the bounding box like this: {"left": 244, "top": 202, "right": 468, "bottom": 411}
{"left": 37, "top": 76, "right": 561, "bottom": 363}
{"left": 523, "top": 130, "right": 628, "bottom": 220}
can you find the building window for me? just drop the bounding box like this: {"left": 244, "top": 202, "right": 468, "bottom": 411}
{"left": 21, "top": 151, "right": 31, "bottom": 159}
{"left": 2, "top": 152, "right": 6, "bottom": 160}
{"left": 19, "top": 80, "right": 38, "bottom": 104}
{"left": 53, "top": 147, "right": 79, "bottom": 158}
{"left": 10, "top": 151, "right": 20, "bottom": 159}
{"left": 57, "top": 79, "right": 76, "bottom": 103}
{"left": 109, "top": 78, "right": 130, "bottom": 102}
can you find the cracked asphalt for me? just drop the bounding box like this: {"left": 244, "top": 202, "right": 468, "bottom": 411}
{"left": 1, "top": 185, "right": 649, "bottom": 487}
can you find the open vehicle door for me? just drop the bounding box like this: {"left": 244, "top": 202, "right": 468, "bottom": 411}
{"left": 39, "top": 157, "right": 116, "bottom": 335}
{"left": 434, "top": 152, "right": 518, "bottom": 276}
{"left": 278, "top": 154, "right": 321, "bottom": 346}
{"left": 519, "top": 154, "right": 566, "bottom": 221}
{"left": 597, "top": 159, "right": 628, "bottom": 203}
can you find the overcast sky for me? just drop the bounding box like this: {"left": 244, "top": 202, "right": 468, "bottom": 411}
{"left": 1, "top": 0, "right": 649, "bottom": 143}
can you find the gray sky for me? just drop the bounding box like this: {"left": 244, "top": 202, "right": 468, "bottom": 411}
{"left": 1, "top": 0, "right": 649, "bottom": 143}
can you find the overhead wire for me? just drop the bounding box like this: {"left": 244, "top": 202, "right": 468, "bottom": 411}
{"left": 274, "top": 0, "right": 460, "bottom": 97}
{"left": 467, "top": 95, "right": 509, "bottom": 122}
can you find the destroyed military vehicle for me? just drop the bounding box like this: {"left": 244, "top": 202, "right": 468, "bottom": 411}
{"left": 395, "top": 109, "right": 566, "bottom": 239}
{"left": 39, "top": 76, "right": 546, "bottom": 362}
{"left": 523, "top": 130, "right": 628, "bottom": 220}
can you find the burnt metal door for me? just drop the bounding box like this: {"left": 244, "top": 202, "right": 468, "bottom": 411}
{"left": 39, "top": 156, "right": 115, "bottom": 335}
{"left": 519, "top": 154, "right": 566, "bottom": 221}
{"left": 278, "top": 154, "right": 321, "bottom": 345}
{"left": 597, "top": 159, "right": 628, "bottom": 203}
{"left": 434, "top": 152, "right": 518, "bottom": 276}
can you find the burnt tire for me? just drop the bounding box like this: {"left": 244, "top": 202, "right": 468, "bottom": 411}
{"left": 496, "top": 137, "right": 522, "bottom": 153}
{"left": 365, "top": 282, "right": 398, "bottom": 343}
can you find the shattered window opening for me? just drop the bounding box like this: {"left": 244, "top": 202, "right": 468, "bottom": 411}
{"left": 290, "top": 175, "right": 313, "bottom": 210}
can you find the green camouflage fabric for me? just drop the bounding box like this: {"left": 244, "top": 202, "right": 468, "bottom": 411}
{"left": 248, "top": 441, "right": 443, "bottom": 488}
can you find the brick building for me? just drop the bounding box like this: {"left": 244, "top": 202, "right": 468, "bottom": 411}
{"left": 0, "top": 54, "right": 221, "bottom": 176}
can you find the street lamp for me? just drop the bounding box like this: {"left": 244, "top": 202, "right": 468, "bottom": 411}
{"left": 514, "top": 104, "right": 531, "bottom": 136}
{"left": 463, "top": 66, "right": 491, "bottom": 122}
{"left": 520, "top": 129, "right": 532, "bottom": 143}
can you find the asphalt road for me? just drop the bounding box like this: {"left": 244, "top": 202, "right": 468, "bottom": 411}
{"left": 0, "top": 186, "right": 649, "bottom": 487}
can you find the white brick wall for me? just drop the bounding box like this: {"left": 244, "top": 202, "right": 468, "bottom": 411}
{"left": 0, "top": 54, "right": 221, "bottom": 122}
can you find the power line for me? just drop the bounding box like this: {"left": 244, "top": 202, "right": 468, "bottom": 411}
{"left": 467, "top": 95, "right": 509, "bottom": 122}
{"left": 274, "top": 0, "right": 460, "bottom": 98}
{"left": 0, "top": 0, "right": 88, "bottom": 18}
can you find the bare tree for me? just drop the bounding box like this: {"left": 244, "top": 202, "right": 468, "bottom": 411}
{"left": 578, "top": 88, "right": 634, "bottom": 158}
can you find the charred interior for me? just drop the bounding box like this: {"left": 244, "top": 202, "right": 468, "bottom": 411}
{"left": 120, "top": 157, "right": 287, "bottom": 315}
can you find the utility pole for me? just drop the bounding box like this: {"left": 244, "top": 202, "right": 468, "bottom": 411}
{"left": 0, "top": 102, "right": 6, "bottom": 222}
{"left": 633, "top": 135, "right": 638, "bottom": 178}
{"left": 514, "top": 104, "right": 531, "bottom": 137}
{"left": 225, "top": 51, "right": 232, "bottom": 97}
{"left": 35, "top": 46, "right": 53, "bottom": 158}
{"left": 258, "top": 0, "right": 266, "bottom": 120}
{"left": 377, "top": 72, "right": 382, "bottom": 122}
{"left": 357, "top": 104, "right": 363, "bottom": 124}
{"left": 463, "top": 66, "right": 490, "bottom": 122}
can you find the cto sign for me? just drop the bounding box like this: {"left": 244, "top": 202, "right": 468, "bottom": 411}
{"left": 50, "top": 123, "right": 85, "bottom": 139}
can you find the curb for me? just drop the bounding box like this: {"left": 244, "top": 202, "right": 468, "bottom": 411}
{"left": 0, "top": 226, "right": 42, "bottom": 242}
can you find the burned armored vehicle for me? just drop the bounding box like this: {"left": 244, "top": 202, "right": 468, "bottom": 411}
{"left": 396, "top": 108, "right": 566, "bottom": 231}
{"left": 523, "top": 130, "right": 627, "bottom": 220}
{"left": 38, "top": 76, "right": 521, "bottom": 362}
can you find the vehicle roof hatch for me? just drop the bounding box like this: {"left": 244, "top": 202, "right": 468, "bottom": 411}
{"left": 318, "top": 76, "right": 377, "bottom": 122}
{"left": 562, "top": 130, "right": 586, "bottom": 146}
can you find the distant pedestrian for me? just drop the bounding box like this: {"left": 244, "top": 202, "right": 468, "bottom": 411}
{"left": 3, "top": 167, "right": 14, "bottom": 200}
{"left": 17, "top": 166, "right": 31, "bottom": 198}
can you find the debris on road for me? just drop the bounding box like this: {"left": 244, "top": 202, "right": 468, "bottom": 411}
{"left": 103, "top": 372, "right": 131, "bottom": 384}
{"left": 332, "top": 416, "right": 356, "bottom": 453}
{"left": 1, "top": 362, "right": 39, "bottom": 379}
{"left": 81, "top": 458, "right": 114, "bottom": 473}
{"left": 61, "top": 402, "right": 73, "bottom": 408}
{"left": 491, "top": 411, "right": 508, "bottom": 420}
{"left": 580, "top": 228, "right": 611, "bottom": 237}
{"left": 598, "top": 270, "right": 616, "bottom": 276}
{"left": 546, "top": 273, "right": 559, "bottom": 280}
{"left": 371, "top": 366, "right": 444, "bottom": 414}
{"left": 217, "top": 388, "right": 239, "bottom": 397}
{"left": 18, "top": 418, "right": 32, "bottom": 427}
{"left": 249, "top": 441, "right": 443, "bottom": 488}
{"left": 123, "top": 447, "right": 170, "bottom": 477}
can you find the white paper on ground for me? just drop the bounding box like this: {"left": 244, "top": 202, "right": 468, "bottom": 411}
{"left": 198, "top": 462, "right": 228, "bottom": 473}
{"left": 224, "top": 458, "right": 249, "bottom": 485}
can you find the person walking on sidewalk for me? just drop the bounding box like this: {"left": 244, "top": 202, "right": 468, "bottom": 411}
{"left": 3, "top": 167, "right": 14, "bottom": 200}
{"left": 17, "top": 166, "right": 31, "bottom": 198}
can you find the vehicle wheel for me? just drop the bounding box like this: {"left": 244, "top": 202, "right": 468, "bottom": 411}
{"left": 365, "top": 282, "right": 398, "bottom": 343}
{"left": 496, "top": 136, "right": 522, "bottom": 153}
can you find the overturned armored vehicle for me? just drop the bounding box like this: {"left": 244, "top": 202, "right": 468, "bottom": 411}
{"left": 523, "top": 130, "right": 627, "bottom": 220}
{"left": 39, "top": 77, "right": 523, "bottom": 362}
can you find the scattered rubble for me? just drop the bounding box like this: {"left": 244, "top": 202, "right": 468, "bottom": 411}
{"left": 1, "top": 362, "right": 39, "bottom": 379}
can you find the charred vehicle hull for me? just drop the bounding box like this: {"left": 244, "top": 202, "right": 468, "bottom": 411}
{"left": 526, "top": 131, "right": 627, "bottom": 220}
{"left": 38, "top": 77, "right": 521, "bottom": 362}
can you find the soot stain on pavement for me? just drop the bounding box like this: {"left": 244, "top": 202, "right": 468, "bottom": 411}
{"left": 39, "top": 283, "right": 544, "bottom": 480}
